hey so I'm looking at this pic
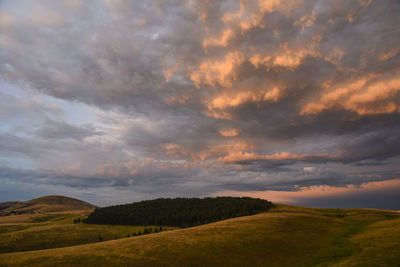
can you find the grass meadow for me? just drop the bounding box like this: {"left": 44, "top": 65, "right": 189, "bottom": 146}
{"left": 0, "top": 212, "right": 173, "bottom": 254}
{"left": 0, "top": 204, "right": 399, "bottom": 266}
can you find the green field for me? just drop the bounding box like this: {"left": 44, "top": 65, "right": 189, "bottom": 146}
{"left": 0, "top": 204, "right": 399, "bottom": 266}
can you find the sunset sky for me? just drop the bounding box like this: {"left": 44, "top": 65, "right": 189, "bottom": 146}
{"left": 0, "top": 0, "right": 399, "bottom": 208}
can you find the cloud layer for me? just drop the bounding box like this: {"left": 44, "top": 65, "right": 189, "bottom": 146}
{"left": 0, "top": 0, "right": 399, "bottom": 207}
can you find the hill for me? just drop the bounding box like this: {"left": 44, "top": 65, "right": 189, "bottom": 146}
{"left": 0, "top": 201, "right": 21, "bottom": 211}
{"left": 0, "top": 212, "right": 175, "bottom": 253}
{"left": 0, "top": 195, "right": 96, "bottom": 216}
{"left": 0, "top": 204, "right": 399, "bottom": 266}
{"left": 84, "top": 197, "right": 274, "bottom": 227}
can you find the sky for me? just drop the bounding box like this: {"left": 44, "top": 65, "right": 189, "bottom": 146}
{"left": 0, "top": 0, "right": 399, "bottom": 208}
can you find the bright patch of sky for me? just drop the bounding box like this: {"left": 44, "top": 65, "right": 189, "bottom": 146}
{"left": 0, "top": 79, "right": 100, "bottom": 127}
{"left": 0, "top": 156, "right": 34, "bottom": 169}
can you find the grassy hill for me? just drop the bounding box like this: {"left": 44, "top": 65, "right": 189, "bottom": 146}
{"left": 0, "top": 195, "right": 96, "bottom": 216}
{"left": 0, "top": 212, "right": 174, "bottom": 254}
{"left": 0, "top": 204, "right": 399, "bottom": 266}
{"left": 0, "top": 195, "right": 175, "bottom": 254}
{"left": 0, "top": 202, "right": 21, "bottom": 211}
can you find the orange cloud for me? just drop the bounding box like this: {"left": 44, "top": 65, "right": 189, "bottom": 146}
{"left": 205, "top": 85, "right": 285, "bottom": 119}
{"left": 202, "top": 28, "right": 235, "bottom": 50}
{"left": 190, "top": 51, "right": 245, "bottom": 88}
{"left": 218, "top": 151, "right": 339, "bottom": 163}
{"left": 302, "top": 74, "right": 400, "bottom": 115}
{"left": 209, "top": 91, "right": 259, "bottom": 110}
{"left": 161, "top": 142, "right": 254, "bottom": 161}
{"left": 205, "top": 110, "right": 234, "bottom": 120}
{"left": 220, "top": 0, "right": 301, "bottom": 34}
{"left": 215, "top": 178, "right": 400, "bottom": 204}
{"left": 163, "top": 62, "right": 181, "bottom": 83}
{"left": 219, "top": 129, "right": 239, "bottom": 137}
{"left": 378, "top": 48, "right": 400, "bottom": 62}
{"left": 294, "top": 10, "right": 316, "bottom": 30}
{"left": 263, "top": 86, "right": 281, "bottom": 102}
{"left": 323, "top": 47, "right": 346, "bottom": 70}
{"left": 252, "top": 0, "right": 301, "bottom": 30}
{"left": 274, "top": 39, "right": 321, "bottom": 68}
{"left": 248, "top": 54, "right": 272, "bottom": 68}
{"left": 249, "top": 39, "right": 321, "bottom": 70}
{"left": 221, "top": 1, "right": 245, "bottom": 24}
{"left": 164, "top": 94, "right": 189, "bottom": 104}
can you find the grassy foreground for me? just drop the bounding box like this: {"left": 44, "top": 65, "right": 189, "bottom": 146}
{"left": 0, "top": 205, "right": 399, "bottom": 266}
{"left": 0, "top": 213, "right": 173, "bottom": 253}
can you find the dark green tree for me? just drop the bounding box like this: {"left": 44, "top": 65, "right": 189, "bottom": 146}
{"left": 85, "top": 197, "right": 274, "bottom": 228}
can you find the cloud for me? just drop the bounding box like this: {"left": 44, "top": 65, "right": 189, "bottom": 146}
{"left": 218, "top": 151, "right": 339, "bottom": 164}
{"left": 0, "top": 0, "right": 399, "bottom": 206}
{"left": 34, "top": 119, "right": 103, "bottom": 141}
{"left": 0, "top": 89, "right": 63, "bottom": 121}
{"left": 215, "top": 178, "right": 400, "bottom": 209}
{"left": 301, "top": 74, "right": 400, "bottom": 115}
{"left": 219, "top": 129, "right": 239, "bottom": 137}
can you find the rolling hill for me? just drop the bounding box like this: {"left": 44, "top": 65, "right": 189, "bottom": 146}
{"left": 0, "top": 204, "right": 399, "bottom": 266}
{"left": 0, "top": 201, "right": 21, "bottom": 211}
{"left": 0, "top": 195, "right": 96, "bottom": 216}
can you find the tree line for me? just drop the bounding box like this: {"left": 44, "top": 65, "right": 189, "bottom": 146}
{"left": 127, "top": 226, "right": 165, "bottom": 237}
{"left": 83, "top": 197, "right": 274, "bottom": 227}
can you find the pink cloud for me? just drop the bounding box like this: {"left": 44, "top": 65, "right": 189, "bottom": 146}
{"left": 215, "top": 178, "right": 400, "bottom": 205}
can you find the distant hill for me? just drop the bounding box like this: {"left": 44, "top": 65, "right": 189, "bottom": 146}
{"left": 0, "top": 195, "right": 96, "bottom": 216}
{"left": 0, "top": 201, "right": 21, "bottom": 211}
{"left": 84, "top": 197, "right": 274, "bottom": 227}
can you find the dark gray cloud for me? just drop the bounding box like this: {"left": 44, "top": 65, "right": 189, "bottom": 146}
{"left": 0, "top": 0, "right": 399, "bottom": 207}
{"left": 1, "top": 163, "right": 399, "bottom": 206}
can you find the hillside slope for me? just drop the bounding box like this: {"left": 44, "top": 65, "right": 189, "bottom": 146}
{"left": 0, "top": 202, "right": 21, "bottom": 211}
{"left": 0, "top": 205, "right": 398, "bottom": 266}
{"left": 0, "top": 212, "right": 175, "bottom": 253}
{"left": 0, "top": 196, "right": 96, "bottom": 216}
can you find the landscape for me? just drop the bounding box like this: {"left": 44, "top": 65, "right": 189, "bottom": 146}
{"left": 0, "top": 195, "right": 399, "bottom": 266}
{"left": 1, "top": 0, "right": 400, "bottom": 266}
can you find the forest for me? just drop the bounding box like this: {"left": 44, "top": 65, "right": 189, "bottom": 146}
{"left": 84, "top": 197, "right": 274, "bottom": 227}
